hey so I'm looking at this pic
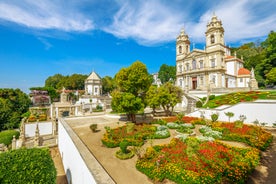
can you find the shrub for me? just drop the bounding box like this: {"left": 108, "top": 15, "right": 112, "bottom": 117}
{"left": 209, "top": 95, "right": 216, "bottom": 100}
{"left": 119, "top": 140, "right": 129, "bottom": 154}
{"left": 211, "top": 113, "right": 219, "bottom": 122}
{"left": 0, "top": 148, "right": 56, "bottom": 183}
{"left": 96, "top": 105, "right": 103, "bottom": 110}
{"left": 196, "top": 101, "right": 203, "bottom": 108}
{"left": 0, "top": 130, "right": 20, "bottom": 146}
{"left": 90, "top": 124, "right": 98, "bottom": 132}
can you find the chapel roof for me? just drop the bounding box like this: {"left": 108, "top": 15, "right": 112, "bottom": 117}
{"left": 86, "top": 71, "right": 101, "bottom": 80}
{"left": 238, "top": 68, "right": 251, "bottom": 75}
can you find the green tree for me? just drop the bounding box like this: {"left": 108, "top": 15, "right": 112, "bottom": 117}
{"left": 45, "top": 74, "right": 64, "bottom": 89}
{"left": 157, "top": 82, "right": 183, "bottom": 116}
{"left": 158, "top": 64, "right": 176, "bottom": 84}
{"left": 45, "top": 73, "right": 87, "bottom": 90}
{"left": 146, "top": 82, "right": 183, "bottom": 116}
{"left": 102, "top": 76, "right": 116, "bottom": 95}
{"left": 225, "top": 112, "right": 234, "bottom": 123}
{"left": 112, "top": 61, "right": 152, "bottom": 123}
{"left": 266, "top": 67, "right": 276, "bottom": 85}
{"left": 146, "top": 85, "right": 160, "bottom": 114}
{"left": 0, "top": 89, "right": 31, "bottom": 131}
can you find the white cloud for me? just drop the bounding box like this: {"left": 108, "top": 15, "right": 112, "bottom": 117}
{"left": 0, "top": 0, "right": 275, "bottom": 46}
{"left": 105, "top": 0, "right": 276, "bottom": 46}
{"left": 0, "top": 0, "right": 94, "bottom": 32}
{"left": 104, "top": 1, "right": 185, "bottom": 45}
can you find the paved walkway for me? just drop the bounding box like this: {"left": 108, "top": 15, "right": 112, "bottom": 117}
{"left": 188, "top": 100, "right": 276, "bottom": 126}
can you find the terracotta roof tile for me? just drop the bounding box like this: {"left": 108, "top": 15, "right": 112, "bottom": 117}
{"left": 238, "top": 68, "right": 250, "bottom": 75}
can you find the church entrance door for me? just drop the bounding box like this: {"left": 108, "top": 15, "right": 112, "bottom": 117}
{"left": 225, "top": 78, "right": 228, "bottom": 88}
{"left": 192, "top": 77, "right": 197, "bottom": 89}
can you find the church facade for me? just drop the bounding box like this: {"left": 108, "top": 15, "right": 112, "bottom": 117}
{"left": 176, "top": 14, "right": 258, "bottom": 91}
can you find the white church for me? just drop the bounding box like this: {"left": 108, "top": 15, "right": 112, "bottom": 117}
{"left": 175, "top": 14, "right": 258, "bottom": 91}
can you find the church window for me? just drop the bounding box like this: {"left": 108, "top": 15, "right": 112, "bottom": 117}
{"left": 212, "top": 75, "right": 216, "bottom": 83}
{"left": 200, "top": 76, "right": 204, "bottom": 84}
{"left": 192, "top": 60, "right": 196, "bottom": 70}
{"left": 199, "top": 61, "right": 203, "bottom": 69}
{"left": 179, "top": 79, "right": 183, "bottom": 86}
{"left": 240, "top": 78, "right": 243, "bottom": 82}
{"left": 186, "top": 45, "right": 189, "bottom": 53}
{"left": 211, "top": 59, "right": 215, "bottom": 68}
{"left": 211, "top": 34, "right": 215, "bottom": 44}
{"left": 179, "top": 46, "right": 182, "bottom": 54}
{"left": 95, "top": 87, "right": 98, "bottom": 93}
{"left": 186, "top": 63, "right": 189, "bottom": 71}
{"left": 178, "top": 65, "right": 182, "bottom": 73}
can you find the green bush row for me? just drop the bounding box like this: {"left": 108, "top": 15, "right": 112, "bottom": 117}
{"left": 0, "top": 148, "right": 56, "bottom": 184}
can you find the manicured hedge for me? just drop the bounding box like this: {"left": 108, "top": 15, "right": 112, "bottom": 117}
{"left": 0, "top": 130, "right": 20, "bottom": 145}
{"left": 0, "top": 148, "right": 56, "bottom": 184}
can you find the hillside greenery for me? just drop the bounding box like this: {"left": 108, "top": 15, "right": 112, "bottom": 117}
{"left": 231, "top": 31, "right": 276, "bottom": 87}
{"left": 0, "top": 88, "right": 31, "bottom": 131}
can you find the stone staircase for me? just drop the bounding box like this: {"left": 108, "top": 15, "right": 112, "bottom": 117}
{"left": 183, "top": 93, "right": 199, "bottom": 114}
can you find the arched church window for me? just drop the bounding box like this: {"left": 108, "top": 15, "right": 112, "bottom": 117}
{"left": 179, "top": 46, "right": 182, "bottom": 54}
{"left": 186, "top": 45, "right": 189, "bottom": 53}
{"left": 211, "top": 35, "right": 215, "bottom": 44}
{"left": 192, "top": 60, "right": 196, "bottom": 70}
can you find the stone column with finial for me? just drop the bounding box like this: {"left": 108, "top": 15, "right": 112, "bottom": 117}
{"left": 34, "top": 121, "right": 40, "bottom": 147}
{"left": 12, "top": 135, "right": 16, "bottom": 150}
{"left": 18, "top": 117, "right": 26, "bottom": 147}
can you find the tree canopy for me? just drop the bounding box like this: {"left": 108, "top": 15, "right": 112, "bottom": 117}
{"left": 146, "top": 82, "right": 183, "bottom": 116}
{"left": 0, "top": 89, "right": 31, "bottom": 131}
{"left": 231, "top": 31, "right": 276, "bottom": 87}
{"left": 112, "top": 61, "right": 152, "bottom": 123}
{"left": 45, "top": 73, "right": 87, "bottom": 90}
{"left": 158, "top": 64, "right": 176, "bottom": 84}
{"left": 101, "top": 76, "right": 116, "bottom": 95}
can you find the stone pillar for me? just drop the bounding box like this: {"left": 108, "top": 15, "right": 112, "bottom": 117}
{"left": 34, "top": 122, "right": 40, "bottom": 147}
{"left": 55, "top": 107, "right": 59, "bottom": 119}
{"left": 18, "top": 118, "right": 26, "bottom": 147}
{"left": 12, "top": 135, "right": 16, "bottom": 150}
{"left": 75, "top": 105, "right": 78, "bottom": 116}
{"left": 50, "top": 104, "right": 53, "bottom": 119}
{"left": 90, "top": 103, "right": 93, "bottom": 114}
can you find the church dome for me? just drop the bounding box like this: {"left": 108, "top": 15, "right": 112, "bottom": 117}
{"left": 238, "top": 68, "right": 250, "bottom": 75}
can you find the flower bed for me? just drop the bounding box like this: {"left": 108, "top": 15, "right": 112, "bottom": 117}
{"left": 136, "top": 138, "right": 260, "bottom": 183}
{"left": 101, "top": 124, "right": 169, "bottom": 148}
{"left": 202, "top": 91, "right": 276, "bottom": 109}
{"left": 211, "top": 122, "right": 273, "bottom": 150}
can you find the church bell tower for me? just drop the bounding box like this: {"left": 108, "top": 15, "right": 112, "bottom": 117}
{"left": 176, "top": 28, "right": 190, "bottom": 57}
{"left": 205, "top": 13, "right": 225, "bottom": 50}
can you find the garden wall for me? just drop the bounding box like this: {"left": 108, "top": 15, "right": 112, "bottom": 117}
{"left": 58, "top": 118, "right": 115, "bottom": 184}
{"left": 25, "top": 122, "right": 53, "bottom": 137}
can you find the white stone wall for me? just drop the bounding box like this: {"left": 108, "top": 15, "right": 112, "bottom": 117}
{"left": 226, "top": 62, "right": 235, "bottom": 75}
{"left": 227, "top": 77, "right": 236, "bottom": 88}
{"left": 58, "top": 119, "right": 97, "bottom": 184}
{"left": 25, "top": 122, "right": 52, "bottom": 137}
{"left": 238, "top": 77, "right": 250, "bottom": 87}
{"left": 58, "top": 119, "right": 115, "bottom": 184}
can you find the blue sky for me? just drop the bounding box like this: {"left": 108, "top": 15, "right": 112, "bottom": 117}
{"left": 0, "top": 0, "right": 275, "bottom": 93}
